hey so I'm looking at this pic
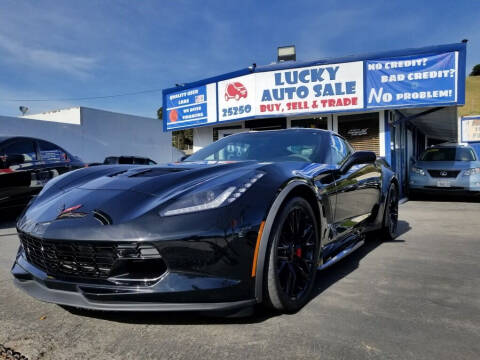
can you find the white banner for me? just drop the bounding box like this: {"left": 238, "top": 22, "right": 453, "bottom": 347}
{"left": 462, "top": 118, "right": 480, "bottom": 142}
{"left": 218, "top": 61, "right": 363, "bottom": 122}
{"left": 255, "top": 61, "right": 363, "bottom": 116}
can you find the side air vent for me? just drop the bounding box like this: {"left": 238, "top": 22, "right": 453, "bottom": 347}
{"left": 128, "top": 168, "right": 186, "bottom": 177}
{"left": 107, "top": 170, "right": 128, "bottom": 177}
{"left": 93, "top": 209, "right": 113, "bottom": 225}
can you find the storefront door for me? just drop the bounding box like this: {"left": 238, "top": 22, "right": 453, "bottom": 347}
{"left": 217, "top": 128, "right": 250, "bottom": 138}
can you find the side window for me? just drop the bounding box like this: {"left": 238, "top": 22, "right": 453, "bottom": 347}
{"left": 4, "top": 140, "right": 37, "bottom": 162}
{"left": 38, "top": 140, "right": 67, "bottom": 162}
{"left": 330, "top": 136, "right": 352, "bottom": 165}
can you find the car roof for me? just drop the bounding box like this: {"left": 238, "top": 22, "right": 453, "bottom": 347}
{"left": 429, "top": 142, "right": 473, "bottom": 149}
{"left": 106, "top": 156, "right": 151, "bottom": 160}
{"left": 225, "top": 128, "right": 345, "bottom": 142}
{"left": 244, "top": 128, "right": 333, "bottom": 135}
{"left": 0, "top": 136, "right": 54, "bottom": 144}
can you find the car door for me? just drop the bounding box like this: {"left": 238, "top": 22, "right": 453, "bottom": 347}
{"left": 0, "top": 139, "right": 40, "bottom": 208}
{"left": 36, "top": 140, "right": 72, "bottom": 184}
{"left": 330, "top": 135, "right": 381, "bottom": 237}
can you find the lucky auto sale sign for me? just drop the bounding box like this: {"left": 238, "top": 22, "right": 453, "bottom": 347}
{"left": 218, "top": 61, "right": 364, "bottom": 123}
{"left": 163, "top": 46, "right": 464, "bottom": 131}
{"left": 255, "top": 61, "right": 363, "bottom": 116}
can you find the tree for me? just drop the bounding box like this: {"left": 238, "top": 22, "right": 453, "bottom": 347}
{"left": 470, "top": 64, "right": 480, "bottom": 76}
{"left": 158, "top": 106, "right": 193, "bottom": 151}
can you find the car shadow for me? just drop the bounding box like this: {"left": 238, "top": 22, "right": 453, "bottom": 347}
{"left": 62, "top": 220, "right": 411, "bottom": 325}
{"left": 309, "top": 220, "right": 409, "bottom": 301}
{"left": 409, "top": 193, "right": 480, "bottom": 203}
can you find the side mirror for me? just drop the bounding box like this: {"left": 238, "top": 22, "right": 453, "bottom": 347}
{"left": 180, "top": 155, "right": 189, "bottom": 162}
{"left": 6, "top": 154, "right": 25, "bottom": 167}
{"left": 340, "top": 151, "right": 376, "bottom": 173}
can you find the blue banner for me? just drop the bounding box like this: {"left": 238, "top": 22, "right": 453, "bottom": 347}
{"left": 165, "top": 85, "right": 209, "bottom": 130}
{"left": 366, "top": 52, "right": 457, "bottom": 109}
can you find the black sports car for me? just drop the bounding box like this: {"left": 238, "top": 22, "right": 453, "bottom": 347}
{"left": 0, "top": 136, "right": 84, "bottom": 211}
{"left": 12, "top": 129, "right": 398, "bottom": 314}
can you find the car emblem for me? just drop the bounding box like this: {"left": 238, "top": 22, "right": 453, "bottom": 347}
{"left": 57, "top": 204, "right": 87, "bottom": 219}
{"left": 59, "top": 204, "right": 83, "bottom": 215}
{"left": 440, "top": 171, "right": 448, "bottom": 177}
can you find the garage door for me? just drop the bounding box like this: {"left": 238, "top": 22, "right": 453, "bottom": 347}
{"left": 338, "top": 113, "right": 380, "bottom": 155}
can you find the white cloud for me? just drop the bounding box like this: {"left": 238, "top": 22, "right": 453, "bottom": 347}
{"left": 0, "top": 33, "right": 97, "bottom": 78}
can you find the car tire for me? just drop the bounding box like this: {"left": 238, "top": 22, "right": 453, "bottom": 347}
{"left": 381, "top": 183, "right": 399, "bottom": 240}
{"left": 263, "top": 197, "right": 320, "bottom": 312}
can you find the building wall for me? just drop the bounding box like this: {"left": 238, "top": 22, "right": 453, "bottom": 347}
{"left": 0, "top": 107, "right": 174, "bottom": 163}
{"left": 193, "top": 126, "right": 213, "bottom": 152}
{"left": 23, "top": 107, "right": 81, "bottom": 125}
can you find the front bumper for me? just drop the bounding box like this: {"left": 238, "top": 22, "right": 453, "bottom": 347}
{"left": 409, "top": 173, "right": 480, "bottom": 193}
{"left": 12, "top": 249, "right": 256, "bottom": 311}
{"left": 11, "top": 178, "right": 272, "bottom": 312}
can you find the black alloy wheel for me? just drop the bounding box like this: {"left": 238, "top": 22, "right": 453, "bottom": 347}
{"left": 264, "top": 197, "right": 320, "bottom": 312}
{"left": 382, "top": 183, "right": 399, "bottom": 240}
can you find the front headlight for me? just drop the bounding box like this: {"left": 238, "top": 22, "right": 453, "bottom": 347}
{"left": 160, "top": 171, "right": 265, "bottom": 216}
{"left": 411, "top": 166, "right": 425, "bottom": 176}
{"left": 463, "top": 167, "right": 480, "bottom": 176}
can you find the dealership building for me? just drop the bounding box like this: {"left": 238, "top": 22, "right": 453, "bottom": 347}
{"left": 163, "top": 42, "right": 467, "bottom": 197}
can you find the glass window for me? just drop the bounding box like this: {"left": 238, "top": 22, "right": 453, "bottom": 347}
{"left": 421, "top": 147, "right": 477, "bottom": 161}
{"left": 4, "top": 140, "right": 37, "bottom": 162}
{"left": 330, "top": 135, "right": 352, "bottom": 165}
{"left": 290, "top": 117, "right": 328, "bottom": 130}
{"left": 187, "top": 131, "right": 330, "bottom": 163}
{"left": 38, "top": 140, "right": 66, "bottom": 161}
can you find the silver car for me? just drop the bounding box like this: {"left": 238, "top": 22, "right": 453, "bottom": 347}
{"left": 409, "top": 143, "right": 480, "bottom": 195}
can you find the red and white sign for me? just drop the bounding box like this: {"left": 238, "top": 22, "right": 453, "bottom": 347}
{"left": 218, "top": 62, "right": 363, "bottom": 123}
{"left": 218, "top": 74, "right": 256, "bottom": 122}
{"left": 254, "top": 61, "right": 363, "bottom": 116}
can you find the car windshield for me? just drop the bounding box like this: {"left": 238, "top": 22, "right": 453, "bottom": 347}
{"left": 420, "top": 147, "right": 477, "bottom": 161}
{"left": 185, "top": 131, "right": 330, "bottom": 163}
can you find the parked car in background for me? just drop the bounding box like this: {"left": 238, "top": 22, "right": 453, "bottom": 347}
{"left": 89, "top": 156, "right": 157, "bottom": 166}
{"left": 409, "top": 143, "right": 480, "bottom": 195}
{"left": 0, "top": 136, "right": 84, "bottom": 210}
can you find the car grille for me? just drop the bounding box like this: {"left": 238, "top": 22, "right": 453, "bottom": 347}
{"left": 427, "top": 170, "right": 460, "bottom": 178}
{"left": 18, "top": 232, "right": 163, "bottom": 280}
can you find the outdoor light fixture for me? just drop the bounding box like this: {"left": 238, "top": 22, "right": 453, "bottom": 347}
{"left": 277, "top": 45, "right": 296, "bottom": 62}
{"left": 19, "top": 106, "right": 29, "bottom": 115}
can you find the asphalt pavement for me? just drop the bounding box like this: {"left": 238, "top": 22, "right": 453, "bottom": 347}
{"left": 1, "top": 199, "right": 479, "bottom": 360}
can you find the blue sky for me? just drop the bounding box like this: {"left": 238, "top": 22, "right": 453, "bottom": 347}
{"left": 0, "top": 0, "right": 478, "bottom": 118}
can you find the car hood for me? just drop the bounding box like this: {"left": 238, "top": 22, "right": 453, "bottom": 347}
{"left": 414, "top": 161, "right": 480, "bottom": 170}
{"left": 18, "top": 159, "right": 332, "bottom": 240}
{"left": 18, "top": 161, "right": 270, "bottom": 236}
{"left": 75, "top": 161, "right": 263, "bottom": 195}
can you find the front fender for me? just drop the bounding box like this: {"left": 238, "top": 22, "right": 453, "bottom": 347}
{"left": 253, "top": 180, "right": 327, "bottom": 303}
